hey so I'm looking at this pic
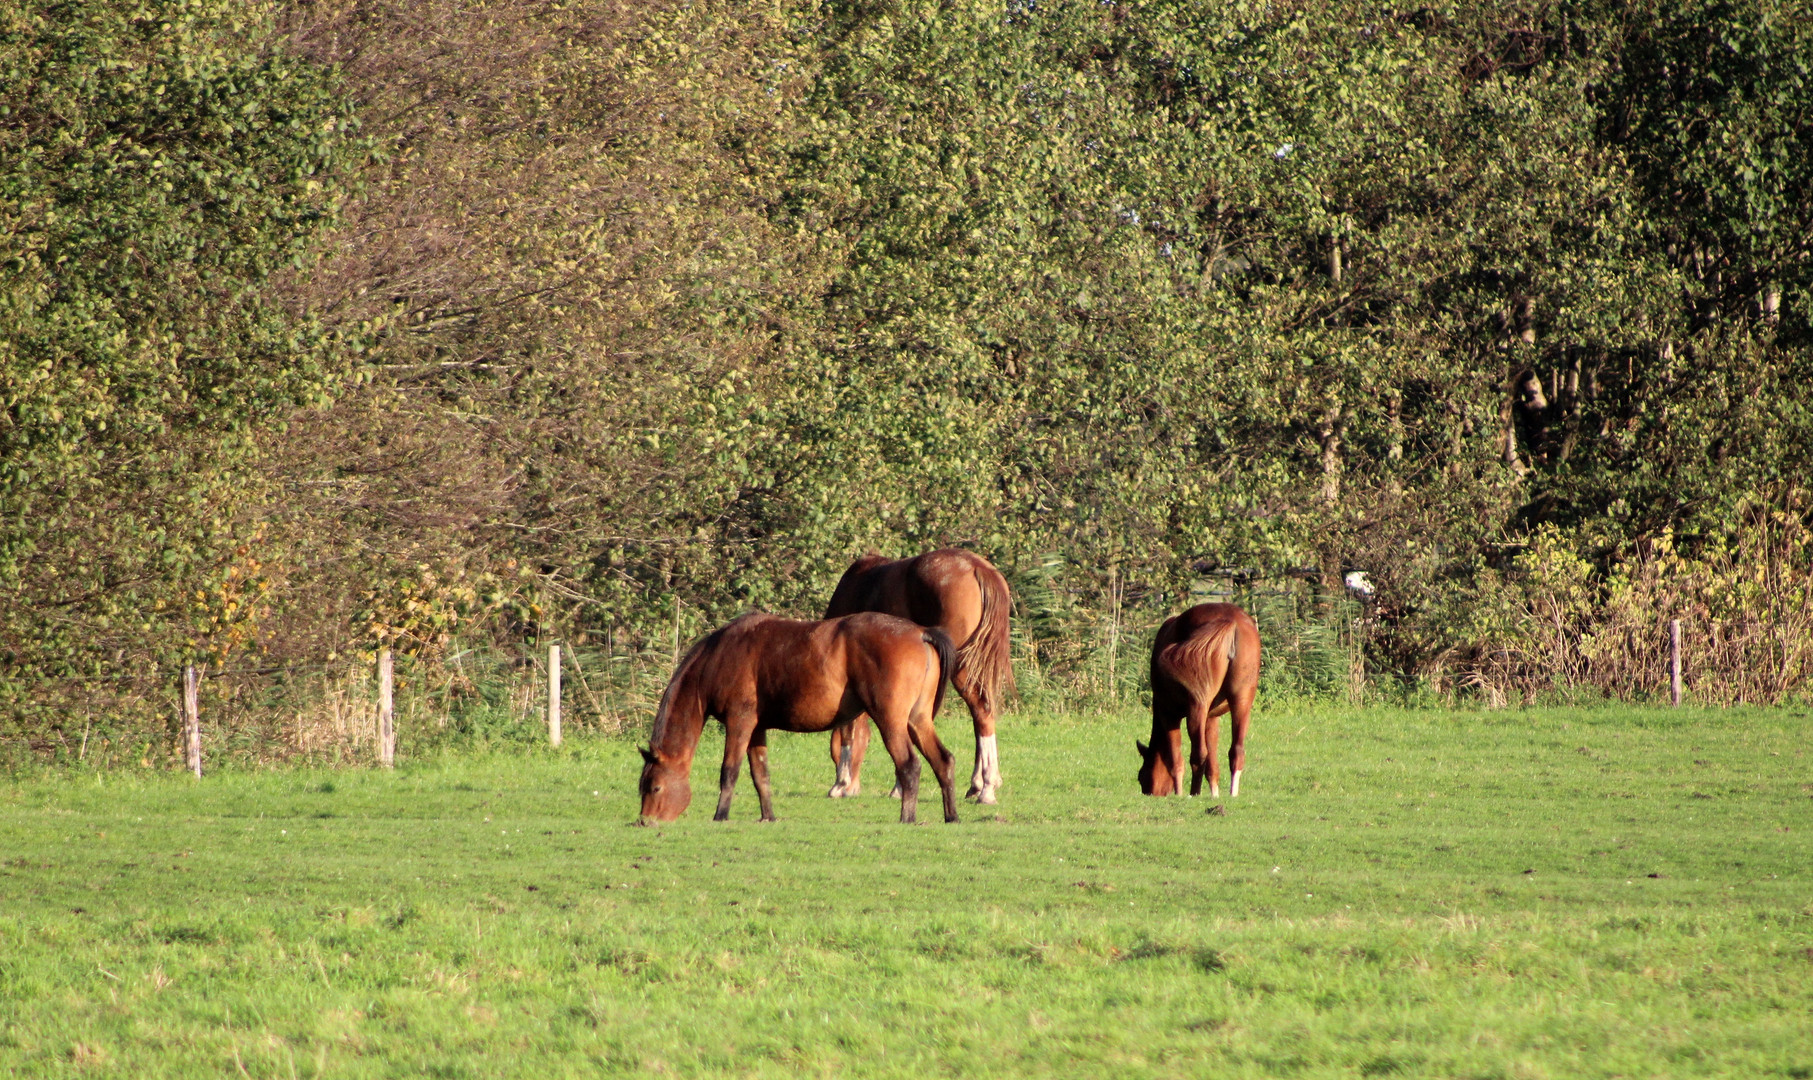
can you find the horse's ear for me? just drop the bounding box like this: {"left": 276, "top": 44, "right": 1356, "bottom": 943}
{"left": 639, "top": 745, "right": 656, "bottom": 764}
{"left": 1135, "top": 740, "right": 1149, "bottom": 758}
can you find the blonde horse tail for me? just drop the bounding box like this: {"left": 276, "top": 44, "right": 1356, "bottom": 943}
{"left": 954, "top": 561, "right": 1014, "bottom": 714}
{"left": 1157, "top": 616, "right": 1240, "bottom": 702}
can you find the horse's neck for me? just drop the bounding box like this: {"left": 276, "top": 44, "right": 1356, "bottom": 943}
{"left": 652, "top": 677, "right": 707, "bottom": 761}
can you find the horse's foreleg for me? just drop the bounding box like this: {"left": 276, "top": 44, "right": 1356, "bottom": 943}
{"left": 827, "top": 722, "right": 855, "bottom": 798}
{"left": 1228, "top": 689, "right": 1254, "bottom": 798}
{"left": 748, "top": 729, "right": 775, "bottom": 822}
{"left": 848, "top": 716, "right": 879, "bottom": 798}
{"left": 1162, "top": 725, "right": 1185, "bottom": 797}
{"left": 714, "top": 714, "right": 755, "bottom": 822}
{"left": 954, "top": 675, "right": 999, "bottom": 804}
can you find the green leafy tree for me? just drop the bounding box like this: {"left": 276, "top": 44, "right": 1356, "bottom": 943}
{"left": 0, "top": 1, "right": 359, "bottom": 690}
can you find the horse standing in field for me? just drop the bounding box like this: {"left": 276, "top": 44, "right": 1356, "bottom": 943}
{"left": 637, "top": 612, "right": 961, "bottom": 825}
{"left": 821, "top": 548, "right": 1014, "bottom": 804}
{"left": 1137, "top": 603, "right": 1261, "bottom": 798}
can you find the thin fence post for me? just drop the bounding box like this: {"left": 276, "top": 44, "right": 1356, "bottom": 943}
{"left": 1670, "top": 619, "right": 1682, "bottom": 707}
{"left": 548, "top": 644, "right": 563, "bottom": 749}
{"left": 1106, "top": 565, "right": 1121, "bottom": 702}
{"left": 183, "top": 664, "right": 203, "bottom": 778}
{"left": 378, "top": 648, "right": 395, "bottom": 767}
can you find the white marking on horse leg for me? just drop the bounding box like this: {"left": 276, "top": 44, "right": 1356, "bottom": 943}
{"left": 1231, "top": 770, "right": 1242, "bottom": 798}
{"left": 1209, "top": 782, "right": 1220, "bottom": 799}
{"left": 974, "top": 734, "right": 999, "bottom": 803}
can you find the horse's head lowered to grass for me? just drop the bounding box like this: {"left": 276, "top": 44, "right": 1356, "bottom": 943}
{"left": 638, "top": 745, "right": 692, "bottom": 824}
{"left": 1136, "top": 738, "right": 1179, "bottom": 796}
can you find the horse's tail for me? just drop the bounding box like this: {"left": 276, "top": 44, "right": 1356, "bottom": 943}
{"left": 955, "top": 561, "right": 1014, "bottom": 713}
{"left": 1158, "top": 614, "right": 1241, "bottom": 701}
{"left": 922, "top": 627, "right": 957, "bottom": 720}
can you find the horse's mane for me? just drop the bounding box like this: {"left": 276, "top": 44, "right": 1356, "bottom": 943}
{"left": 648, "top": 627, "right": 721, "bottom": 749}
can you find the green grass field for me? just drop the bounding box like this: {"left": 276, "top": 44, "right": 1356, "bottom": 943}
{"left": 2, "top": 704, "right": 1810, "bottom": 1078}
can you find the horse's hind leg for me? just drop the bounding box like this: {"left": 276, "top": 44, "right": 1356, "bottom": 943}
{"left": 908, "top": 715, "right": 959, "bottom": 824}
{"left": 1228, "top": 687, "right": 1255, "bottom": 798}
{"left": 949, "top": 672, "right": 999, "bottom": 804}
{"left": 872, "top": 720, "right": 920, "bottom": 824}
{"left": 748, "top": 728, "right": 776, "bottom": 822}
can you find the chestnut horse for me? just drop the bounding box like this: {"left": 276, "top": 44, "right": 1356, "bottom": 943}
{"left": 822, "top": 548, "right": 1014, "bottom": 803}
{"left": 1137, "top": 603, "right": 1261, "bottom": 798}
{"left": 637, "top": 612, "right": 961, "bottom": 825}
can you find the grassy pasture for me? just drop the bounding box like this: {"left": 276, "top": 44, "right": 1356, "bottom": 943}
{"left": 1, "top": 703, "right": 1810, "bottom": 1078}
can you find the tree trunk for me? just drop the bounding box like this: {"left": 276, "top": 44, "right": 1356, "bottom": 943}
{"left": 1319, "top": 400, "right": 1344, "bottom": 504}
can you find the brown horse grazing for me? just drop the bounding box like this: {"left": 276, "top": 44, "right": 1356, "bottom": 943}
{"left": 637, "top": 612, "right": 961, "bottom": 825}
{"left": 1138, "top": 603, "right": 1261, "bottom": 799}
{"left": 821, "top": 548, "right": 1014, "bottom": 803}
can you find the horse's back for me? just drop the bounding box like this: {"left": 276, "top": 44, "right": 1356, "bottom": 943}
{"left": 826, "top": 547, "right": 998, "bottom": 636}
{"left": 718, "top": 611, "right": 934, "bottom": 731}
{"left": 830, "top": 610, "right": 936, "bottom": 662}
{"left": 824, "top": 554, "right": 902, "bottom": 618}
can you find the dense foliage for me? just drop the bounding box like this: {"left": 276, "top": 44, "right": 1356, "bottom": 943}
{"left": 5, "top": 0, "right": 1812, "bottom": 733}
{"left": 1, "top": 1, "right": 359, "bottom": 679}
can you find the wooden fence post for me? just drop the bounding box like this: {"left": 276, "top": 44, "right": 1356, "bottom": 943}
{"left": 548, "top": 644, "right": 563, "bottom": 749}
{"left": 1106, "top": 565, "right": 1121, "bottom": 702}
{"left": 1669, "top": 619, "right": 1682, "bottom": 707}
{"left": 378, "top": 648, "right": 395, "bottom": 767}
{"left": 183, "top": 664, "right": 203, "bottom": 778}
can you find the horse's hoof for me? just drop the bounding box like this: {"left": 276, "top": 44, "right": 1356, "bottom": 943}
{"left": 973, "top": 789, "right": 998, "bottom": 805}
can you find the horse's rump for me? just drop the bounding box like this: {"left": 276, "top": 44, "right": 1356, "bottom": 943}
{"left": 953, "top": 560, "right": 1014, "bottom": 712}
{"left": 824, "top": 548, "right": 1013, "bottom": 712}
{"left": 1156, "top": 613, "right": 1242, "bottom": 702}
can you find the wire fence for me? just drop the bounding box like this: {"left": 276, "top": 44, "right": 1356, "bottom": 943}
{"left": 53, "top": 558, "right": 1782, "bottom": 770}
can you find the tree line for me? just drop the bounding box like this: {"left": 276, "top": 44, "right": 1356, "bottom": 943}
{"left": 5, "top": 0, "right": 1811, "bottom": 739}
